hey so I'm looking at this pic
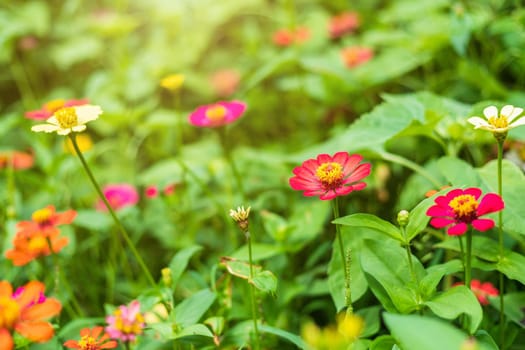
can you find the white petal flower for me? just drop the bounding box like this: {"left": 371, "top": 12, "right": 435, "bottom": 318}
{"left": 467, "top": 104, "right": 524, "bottom": 134}
{"left": 31, "top": 105, "right": 102, "bottom": 135}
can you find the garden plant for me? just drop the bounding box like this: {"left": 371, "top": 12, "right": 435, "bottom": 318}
{"left": 2, "top": 0, "right": 525, "bottom": 349}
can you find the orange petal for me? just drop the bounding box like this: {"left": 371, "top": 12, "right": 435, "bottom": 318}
{"left": 101, "top": 340, "right": 118, "bottom": 349}
{"left": 22, "top": 298, "right": 61, "bottom": 320}
{"left": 16, "top": 281, "right": 45, "bottom": 308}
{"left": 63, "top": 340, "right": 81, "bottom": 349}
{"left": 0, "top": 281, "right": 13, "bottom": 298}
{"left": 54, "top": 209, "right": 77, "bottom": 225}
{"left": 0, "top": 328, "right": 14, "bottom": 350}
{"left": 15, "top": 321, "right": 54, "bottom": 342}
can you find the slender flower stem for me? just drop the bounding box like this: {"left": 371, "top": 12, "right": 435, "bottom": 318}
{"left": 458, "top": 236, "right": 466, "bottom": 281}
{"left": 68, "top": 134, "right": 157, "bottom": 289}
{"left": 465, "top": 230, "right": 472, "bottom": 290}
{"left": 332, "top": 197, "right": 352, "bottom": 314}
{"left": 217, "top": 129, "right": 245, "bottom": 200}
{"left": 401, "top": 227, "right": 417, "bottom": 286}
{"left": 246, "top": 230, "right": 260, "bottom": 350}
{"left": 496, "top": 138, "right": 506, "bottom": 347}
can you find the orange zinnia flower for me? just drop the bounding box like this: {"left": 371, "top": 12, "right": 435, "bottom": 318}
{"left": 63, "top": 326, "right": 118, "bottom": 350}
{"left": 0, "top": 280, "right": 61, "bottom": 349}
{"left": 0, "top": 151, "right": 34, "bottom": 170}
{"left": 5, "top": 206, "right": 75, "bottom": 266}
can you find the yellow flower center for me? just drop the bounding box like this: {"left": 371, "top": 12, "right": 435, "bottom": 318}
{"left": 0, "top": 296, "right": 20, "bottom": 329}
{"left": 113, "top": 309, "right": 144, "bottom": 335}
{"left": 32, "top": 207, "right": 53, "bottom": 224}
{"left": 316, "top": 162, "right": 344, "bottom": 190}
{"left": 28, "top": 235, "right": 48, "bottom": 253}
{"left": 449, "top": 194, "right": 478, "bottom": 222}
{"left": 78, "top": 335, "right": 98, "bottom": 350}
{"left": 44, "top": 99, "right": 65, "bottom": 112}
{"left": 205, "top": 105, "right": 227, "bottom": 123}
{"left": 55, "top": 107, "right": 78, "bottom": 129}
{"left": 488, "top": 116, "right": 509, "bottom": 129}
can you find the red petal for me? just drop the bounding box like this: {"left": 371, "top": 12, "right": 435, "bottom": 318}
{"left": 316, "top": 154, "right": 333, "bottom": 164}
{"left": 447, "top": 223, "right": 467, "bottom": 235}
{"left": 464, "top": 187, "right": 482, "bottom": 199}
{"left": 429, "top": 217, "right": 454, "bottom": 228}
{"left": 477, "top": 193, "right": 504, "bottom": 216}
{"left": 345, "top": 163, "right": 371, "bottom": 183}
{"left": 289, "top": 177, "right": 320, "bottom": 191}
{"left": 472, "top": 218, "right": 495, "bottom": 232}
{"left": 426, "top": 205, "right": 452, "bottom": 217}
{"left": 63, "top": 340, "right": 80, "bottom": 348}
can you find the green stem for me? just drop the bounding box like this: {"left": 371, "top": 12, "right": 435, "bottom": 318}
{"left": 496, "top": 138, "right": 505, "bottom": 347}
{"left": 333, "top": 197, "right": 352, "bottom": 314}
{"left": 378, "top": 151, "right": 442, "bottom": 188}
{"left": 401, "top": 227, "right": 417, "bottom": 285}
{"left": 246, "top": 230, "right": 260, "bottom": 350}
{"left": 217, "top": 129, "right": 245, "bottom": 200}
{"left": 458, "top": 236, "right": 466, "bottom": 282}
{"left": 465, "top": 230, "right": 472, "bottom": 290}
{"left": 68, "top": 134, "right": 157, "bottom": 289}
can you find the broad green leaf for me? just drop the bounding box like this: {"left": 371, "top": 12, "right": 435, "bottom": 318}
{"left": 424, "top": 285, "right": 482, "bottom": 334}
{"left": 358, "top": 306, "right": 382, "bottom": 338}
{"left": 404, "top": 195, "right": 437, "bottom": 242}
{"left": 438, "top": 156, "right": 483, "bottom": 188}
{"left": 74, "top": 210, "right": 112, "bottom": 231}
{"left": 220, "top": 257, "right": 277, "bottom": 294}
{"left": 383, "top": 313, "right": 476, "bottom": 350}
{"left": 333, "top": 213, "right": 403, "bottom": 242}
{"left": 369, "top": 335, "right": 397, "bottom": 350}
{"left": 360, "top": 239, "right": 424, "bottom": 313}
{"left": 259, "top": 324, "right": 307, "bottom": 349}
{"left": 436, "top": 235, "right": 499, "bottom": 262}
{"left": 243, "top": 51, "right": 297, "bottom": 92}
{"left": 419, "top": 259, "right": 463, "bottom": 298}
{"left": 251, "top": 270, "right": 278, "bottom": 295}
{"left": 497, "top": 252, "right": 525, "bottom": 286}
{"left": 490, "top": 292, "right": 525, "bottom": 328}
{"left": 172, "top": 323, "right": 214, "bottom": 342}
{"left": 173, "top": 289, "right": 216, "bottom": 328}
{"left": 478, "top": 160, "right": 525, "bottom": 236}
{"left": 168, "top": 245, "right": 203, "bottom": 289}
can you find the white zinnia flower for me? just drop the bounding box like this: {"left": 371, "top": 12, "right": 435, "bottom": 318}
{"left": 467, "top": 105, "right": 525, "bottom": 134}
{"left": 31, "top": 105, "right": 102, "bottom": 135}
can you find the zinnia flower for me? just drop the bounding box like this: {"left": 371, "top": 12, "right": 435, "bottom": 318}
{"left": 144, "top": 185, "right": 159, "bottom": 198}
{"left": 31, "top": 105, "right": 102, "bottom": 135}
{"left": 455, "top": 280, "right": 499, "bottom": 305}
{"left": 5, "top": 228, "right": 69, "bottom": 266}
{"left": 96, "top": 184, "right": 139, "bottom": 211}
{"left": 302, "top": 313, "right": 364, "bottom": 350}
{"left": 468, "top": 105, "right": 525, "bottom": 134}
{"left": 0, "top": 151, "right": 34, "bottom": 170}
{"left": 328, "top": 11, "right": 360, "bottom": 39}
{"left": 0, "top": 280, "right": 61, "bottom": 349}
{"left": 289, "top": 152, "right": 371, "bottom": 200}
{"left": 210, "top": 69, "right": 240, "bottom": 97}
{"left": 340, "top": 46, "right": 374, "bottom": 68}
{"left": 105, "top": 300, "right": 145, "bottom": 342}
{"left": 188, "top": 101, "right": 246, "bottom": 128}
{"left": 63, "top": 326, "right": 117, "bottom": 350}
{"left": 160, "top": 74, "right": 185, "bottom": 92}
{"left": 272, "top": 27, "right": 310, "bottom": 47}
{"left": 426, "top": 187, "right": 504, "bottom": 235}
{"left": 25, "top": 98, "right": 89, "bottom": 120}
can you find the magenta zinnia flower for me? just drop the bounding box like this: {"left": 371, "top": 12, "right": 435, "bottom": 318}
{"left": 188, "top": 101, "right": 246, "bottom": 128}
{"left": 96, "top": 184, "right": 139, "bottom": 211}
{"left": 289, "top": 152, "right": 371, "bottom": 200}
{"left": 426, "top": 187, "right": 504, "bottom": 235}
{"left": 105, "top": 300, "right": 145, "bottom": 343}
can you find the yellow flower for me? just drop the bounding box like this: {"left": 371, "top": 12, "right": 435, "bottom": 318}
{"left": 31, "top": 105, "right": 102, "bottom": 135}
{"left": 160, "top": 74, "right": 185, "bottom": 92}
{"left": 64, "top": 134, "right": 93, "bottom": 153}
{"left": 468, "top": 105, "right": 525, "bottom": 134}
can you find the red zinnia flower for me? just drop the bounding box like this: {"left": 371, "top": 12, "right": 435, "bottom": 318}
{"left": 25, "top": 99, "right": 89, "bottom": 120}
{"left": 289, "top": 152, "right": 371, "bottom": 200}
{"left": 454, "top": 280, "right": 499, "bottom": 305}
{"left": 328, "top": 11, "right": 360, "bottom": 39}
{"left": 188, "top": 101, "right": 246, "bottom": 128}
{"left": 272, "top": 27, "right": 310, "bottom": 47}
{"left": 0, "top": 280, "right": 62, "bottom": 349}
{"left": 63, "top": 326, "right": 118, "bottom": 350}
{"left": 426, "top": 187, "right": 504, "bottom": 235}
{"left": 340, "top": 46, "right": 374, "bottom": 68}
{"left": 0, "top": 151, "right": 34, "bottom": 170}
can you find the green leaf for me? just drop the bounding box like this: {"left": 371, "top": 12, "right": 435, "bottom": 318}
{"left": 438, "top": 156, "right": 483, "bottom": 188}
{"left": 358, "top": 306, "right": 382, "bottom": 338}
{"left": 173, "top": 323, "right": 214, "bottom": 342}
{"left": 231, "top": 243, "right": 282, "bottom": 261}
{"left": 74, "top": 210, "right": 112, "bottom": 231}
{"left": 173, "top": 289, "right": 216, "bottom": 328}
{"left": 383, "top": 313, "right": 471, "bottom": 350}
{"left": 419, "top": 259, "right": 463, "bottom": 298}
{"left": 220, "top": 257, "right": 277, "bottom": 294}
{"left": 251, "top": 270, "right": 278, "bottom": 295}
{"left": 168, "top": 245, "right": 203, "bottom": 289}
{"left": 360, "top": 239, "right": 424, "bottom": 313}
{"left": 404, "top": 195, "right": 437, "bottom": 242}
{"left": 369, "top": 335, "right": 397, "bottom": 350}
{"left": 333, "top": 213, "right": 403, "bottom": 242}
{"left": 259, "top": 324, "right": 307, "bottom": 349}
{"left": 489, "top": 292, "right": 525, "bottom": 328}
{"left": 424, "top": 285, "right": 482, "bottom": 334}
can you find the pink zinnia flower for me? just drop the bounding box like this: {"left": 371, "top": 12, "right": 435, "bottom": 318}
{"left": 96, "top": 184, "right": 139, "bottom": 211}
{"left": 105, "top": 300, "right": 145, "bottom": 343}
{"left": 426, "top": 187, "right": 504, "bottom": 236}
{"left": 340, "top": 47, "right": 374, "bottom": 68}
{"left": 144, "top": 185, "right": 158, "bottom": 198}
{"left": 25, "top": 99, "right": 89, "bottom": 120}
{"left": 454, "top": 280, "right": 499, "bottom": 305}
{"left": 328, "top": 11, "right": 360, "bottom": 39}
{"left": 289, "top": 152, "right": 371, "bottom": 200}
{"left": 188, "top": 101, "right": 246, "bottom": 128}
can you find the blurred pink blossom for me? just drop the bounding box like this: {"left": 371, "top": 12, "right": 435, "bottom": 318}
{"left": 96, "top": 184, "right": 139, "bottom": 211}
{"left": 188, "top": 101, "right": 246, "bottom": 128}
{"left": 25, "top": 98, "right": 90, "bottom": 120}
{"left": 105, "top": 300, "right": 145, "bottom": 343}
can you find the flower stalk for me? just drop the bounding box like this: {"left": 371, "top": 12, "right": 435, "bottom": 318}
{"left": 333, "top": 197, "right": 352, "bottom": 314}
{"left": 496, "top": 138, "right": 506, "bottom": 346}
{"left": 69, "top": 133, "right": 157, "bottom": 289}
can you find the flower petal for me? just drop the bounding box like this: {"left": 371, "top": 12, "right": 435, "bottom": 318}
{"left": 0, "top": 329, "right": 14, "bottom": 350}
{"left": 467, "top": 116, "right": 490, "bottom": 128}
{"left": 464, "top": 187, "right": 482, "bottom": 199}
{"left": 16, "top": 281, "right": 45, "bottom": 309}
{"left": 426, "top": 205, "right": 451, "bottom": 217}
{"left": 15, "top": 321, "right": 55, "bottom": 342}
{"left": 429, "top": 217, "right": 455, "bottom": 228}
{"left": 0, "top": 281, "right": 13, "bottom": 298}
{"left": 447, "top": 222, "right": 467, "bottom": 235}
{"left": 22, "top": 298, "right": 61, "bottom": 320}
{"left": 510, "top": 116, "right": 525, "bottom": 128}
{"left": 31, "top": 124, "right": 60, "bottom": 133}
{"left": 477, "top": 193, "right": 504, "bottom": 216}
{"left": 472, "top": 218, "right": 495, "bottom": 231}
{"left": 75, "top": 105, "right": 103, "bottom": 124}
{"left": 344, "top": 163, "right": 371, "bottom": 183}
{"left": 483, "top": 106, "right": 498, "bottom": 119}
